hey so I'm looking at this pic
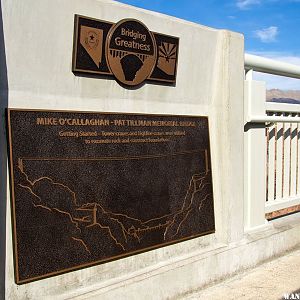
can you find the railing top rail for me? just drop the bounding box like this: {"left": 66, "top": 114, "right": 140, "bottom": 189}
{"left": 266, "top": 102, "right": 300, "bottom": 113}
{"left": 245, "top": 54, "right": 300, "bottom": 79}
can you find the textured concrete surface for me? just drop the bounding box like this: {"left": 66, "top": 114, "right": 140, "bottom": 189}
{"left": 2, "top": 0, "right": 246, "bottom": 298}
{"left": 183, "top": 248, "right": 300, "bottom": 300}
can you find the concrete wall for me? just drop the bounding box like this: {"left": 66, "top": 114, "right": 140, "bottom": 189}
{"left": 1, "top": 0, "right": 299, "bottom": 299}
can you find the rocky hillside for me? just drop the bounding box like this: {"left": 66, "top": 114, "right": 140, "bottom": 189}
{"left": 267, "top": 89, "right": 300, "bottom": 104}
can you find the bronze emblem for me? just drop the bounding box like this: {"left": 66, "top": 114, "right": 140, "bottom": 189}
{"left": 80, "top": 26, "right": 103, "bottom": 67}
{"left": 106, "top": 19, "right": 157, "bottom": 86}
{"left": 72, "top": 15, "right": 179, "bottom": 87}
{"left": 158, "top": 42, "right": 177, "bottom": 75}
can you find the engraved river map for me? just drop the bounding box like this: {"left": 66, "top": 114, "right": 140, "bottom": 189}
{"left": 8, "top": 110, "right": 215, "bottom": 284}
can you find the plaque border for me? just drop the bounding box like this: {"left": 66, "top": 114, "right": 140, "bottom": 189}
{"left": 7, "top": 108, "right": 215, "bottom": 284}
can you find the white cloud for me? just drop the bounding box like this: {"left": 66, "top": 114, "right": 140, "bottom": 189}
{"left": 237, "top": 0, "right": 300, "bottom": 9}
{"left": 248, "top": 51, "right": 300, "bottom": 90}
{"left": 254, "top": 26, "right": 278, "bottom": 43}
{"left": 253, "top": 72, "right": 300, "bottom": 90}
{"left": 236, "top": 0, "right": 261, "bottom": 9}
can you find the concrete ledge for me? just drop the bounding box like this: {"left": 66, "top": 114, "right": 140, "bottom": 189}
{"left": 182, "top": 247, "right": 300, "bottom": 299}
{"left": 51, "top": 213, "right": 300, "bottom": 300}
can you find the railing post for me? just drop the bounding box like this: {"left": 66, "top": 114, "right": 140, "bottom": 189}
{"left": 244, "top": 76, "right": 268, "bottom": 229}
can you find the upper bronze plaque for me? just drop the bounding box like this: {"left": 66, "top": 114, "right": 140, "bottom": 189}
{"left": 8, "top": 109, "right": 215, "bottom": 284}
{"left": 72, "top": 15, "right": 179, "bottom": 86}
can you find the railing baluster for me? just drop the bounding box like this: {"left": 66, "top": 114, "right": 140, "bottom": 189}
{"left": 267, "top": 115, "right": 276, "bottom": 202}
{"left": 276, "top": 118, "right": 284, "bottom": 201}
{"left": 283, "top": 114, "right": 291, "bottom": 198}
{"left": 297, "top": 118, "right": 300, "bottom": 195}
{"left": 290, "top": 116, "right": 297, "bottom": 197}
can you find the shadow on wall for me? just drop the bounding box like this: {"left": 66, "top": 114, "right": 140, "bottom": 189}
{"left": 0, "top": 1, "right": 8, "bottom": 299}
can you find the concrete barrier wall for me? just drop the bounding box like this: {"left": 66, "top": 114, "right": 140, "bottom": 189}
{"left": 1, "top": 0, "right": 247, "bottom": 298}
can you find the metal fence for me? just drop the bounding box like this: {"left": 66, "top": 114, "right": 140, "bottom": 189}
{"left": 244, "top": 54, "right": 300, "bottom": 229}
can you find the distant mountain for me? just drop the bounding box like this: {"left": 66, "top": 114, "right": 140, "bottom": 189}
{"left": 267, "top": 89, "right": 300, "bottom": 104}
{"left": 267, "top": 98, "right": 300, "bottom": 104}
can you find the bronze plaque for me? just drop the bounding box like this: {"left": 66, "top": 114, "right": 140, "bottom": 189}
{"left": 72, "top": 15, "right": 179, "bottom": 86}
{"left": 8, "top": 109, "right": 215, "bottom": 284}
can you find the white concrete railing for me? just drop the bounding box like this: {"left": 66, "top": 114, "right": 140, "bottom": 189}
{"left": 244, "top": 54, "right": 300, "bottom": 229}
{"left": 245, "top": 54, "right": 300, "bottom": 79}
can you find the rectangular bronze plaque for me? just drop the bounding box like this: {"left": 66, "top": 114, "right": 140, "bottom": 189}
{"left": 8, "top": 109, "right": 215, "bottom": 284}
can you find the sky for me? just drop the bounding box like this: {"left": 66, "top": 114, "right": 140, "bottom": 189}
{"left": 116, "top": 0, "right": 300, "bottom": 90}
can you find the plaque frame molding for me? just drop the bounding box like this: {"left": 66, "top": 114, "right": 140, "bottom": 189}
{"left": 7, "top": 108, "right": 215, "bottom": 284}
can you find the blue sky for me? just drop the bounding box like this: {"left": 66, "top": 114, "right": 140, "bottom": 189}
{"left": 116, "top": 0, "right": 300, "bottom": 90}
